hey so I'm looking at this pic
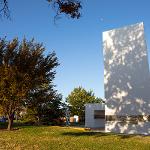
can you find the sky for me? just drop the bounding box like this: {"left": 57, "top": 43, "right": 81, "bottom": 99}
{"left": 0, "top": 0, "right": 150, "bottom": 100}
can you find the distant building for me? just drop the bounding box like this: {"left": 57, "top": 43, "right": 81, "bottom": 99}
{"left": 70, "top": 115, "right": 79, "bottom": 123}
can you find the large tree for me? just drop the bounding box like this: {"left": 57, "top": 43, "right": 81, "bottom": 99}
{"left": 0, "top": 37, "right": 59, "bottom": 130}
{"left": 0, "top": 0, "right": 82, "bottom": 19}
{"left": 66, "top": 87, "right": 103, "bottom": 119}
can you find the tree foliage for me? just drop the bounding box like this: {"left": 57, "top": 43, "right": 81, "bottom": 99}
{"left": 0, "top": 37, "right": 59, "bottom": 130}
{"left": 25, "top": 90, "right": 65, "bottom": 125}
{"left": 66, "top": 87, "right": 103, "bottom": 118}
{"left": 0, "top": 0, "right": 10, "bottom": 18}
{"left": 0, "top": 0, "right": 82, "bottom": 19}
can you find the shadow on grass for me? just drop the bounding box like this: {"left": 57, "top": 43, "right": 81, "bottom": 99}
{"left": 62, "top": 131, "right": 112, "bottom": 137}
{"left": 0, "top": 122, "right": 7, "bottom": 130}
{"left": 0, "top": 122, "right": 24, "bottom": 131}
{"left": 0, "top": 122, "right": 50, "bottom": 131}
{"left": 62, "top": 131, "right": 137, "bottom": 139}
{"left": 118, "top": 134, "right": 136, "bottom": 139}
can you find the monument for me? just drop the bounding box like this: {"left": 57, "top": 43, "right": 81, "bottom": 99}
{"left": 103, "top": 22, "right": 150, "bottom": 134}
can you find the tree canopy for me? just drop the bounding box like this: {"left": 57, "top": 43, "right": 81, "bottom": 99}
{"left": 66, "top": 87, "right": 103, "bottom": 119}
{"left": 0, "top": 37, "right": 59, "bottom": 130}
{"left": 25, "top": 90, "right": 65, "bottom": 125}
{"left": 0, "top": 0, "right": 82, "bottom": 19}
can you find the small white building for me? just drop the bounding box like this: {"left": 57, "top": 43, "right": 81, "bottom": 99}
{"left": 85, "top": 103, "right": 105, "bottom": 129}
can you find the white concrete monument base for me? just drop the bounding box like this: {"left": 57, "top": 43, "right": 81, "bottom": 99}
{"left": 103, "top": 22, "right": 150, "bottom": 134}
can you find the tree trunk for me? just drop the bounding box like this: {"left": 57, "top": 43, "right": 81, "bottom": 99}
{"left": 7, "top": 113, "right": 14, "bottom": 130}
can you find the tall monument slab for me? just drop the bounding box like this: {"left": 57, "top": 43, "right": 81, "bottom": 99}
{"left": 103, "top": 22, "right": 150, "bottom": 134}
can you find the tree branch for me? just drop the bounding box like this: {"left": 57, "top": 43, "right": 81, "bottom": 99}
{"left": 0, "top": 0, "right": 10, "bottom": 19}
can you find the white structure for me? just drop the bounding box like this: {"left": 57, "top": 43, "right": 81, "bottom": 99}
{"left": 85, "top": 103, "right": 105, "bottom": 128}
{"left": 73, "top": 115, "right": 79, "bottom": 122}
{"left": 103, "top": 22, "right": 150, "bottom": 134}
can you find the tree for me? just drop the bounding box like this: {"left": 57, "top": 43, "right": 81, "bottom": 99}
{"left": 66, "top": 87, "right": 103, "bottom": 120}
{"left": 25, "top": 88, "right": 65, "bottom": 125}
{"left": 0, "top": 0, "right": 82, "bottom": 19}
{"left": 0, "top": 106, "right": 4, "bottom": 116}
{"left": 0, "top": 37, "right": 59, "bottom": 130}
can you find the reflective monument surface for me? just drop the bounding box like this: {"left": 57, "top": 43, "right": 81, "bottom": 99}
{"left": 103, "top": 22, "right": 150, "bottom": 134}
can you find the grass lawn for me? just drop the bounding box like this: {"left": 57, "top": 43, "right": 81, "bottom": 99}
{"left": 0, "top": 125, "right": 150, "bottom": 150}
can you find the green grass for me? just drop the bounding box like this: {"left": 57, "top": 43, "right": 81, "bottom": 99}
{"left": 0, "top": 125, "right": 150, "bottom": 150}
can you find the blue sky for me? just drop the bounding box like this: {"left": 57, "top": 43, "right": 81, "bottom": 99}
{"left": 0, "top": 0, "right": 150, "bottom": 100}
